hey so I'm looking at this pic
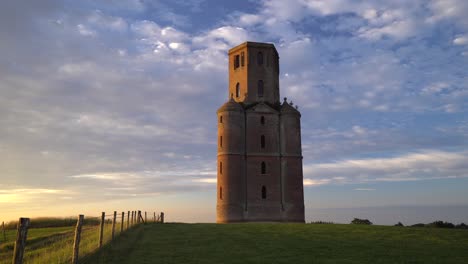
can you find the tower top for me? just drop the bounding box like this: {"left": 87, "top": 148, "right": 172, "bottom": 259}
{"left": 228, "top": 41, "right": 280, "bottom": 105}
{"left": 228, "top": 42, "right": 279, "bottom": 57}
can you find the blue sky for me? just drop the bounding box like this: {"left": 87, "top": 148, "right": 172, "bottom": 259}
{"left": 1, "top": 0, "right": 467, "bottom": 224}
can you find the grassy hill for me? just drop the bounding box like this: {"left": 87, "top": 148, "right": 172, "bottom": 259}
{"left": 81, "top": 223, "right": 468, "bottom": 264}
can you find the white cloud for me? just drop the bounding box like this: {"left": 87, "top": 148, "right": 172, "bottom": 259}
{"left": 453, "top": 36, "right": 468, "bottom": 45}
{"left": 77, "top": 24, "right": 96, "bottom": 36}
{"left": 304, "top": 150, "right": 468, "bottom": 185}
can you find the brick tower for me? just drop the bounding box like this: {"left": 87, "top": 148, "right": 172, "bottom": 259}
{"left": 216, "top": 42, "right": 304, "bottom": 223}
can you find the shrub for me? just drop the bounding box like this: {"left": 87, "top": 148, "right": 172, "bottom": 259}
{"left": 394, "top": 222, "right": 404, "bottom": 227}
{"left": 455, "top": 223, "right": 468, "bottom": 229}
{"left": 410, "top": 223, "right": 426, "bottom": 227}
{"left": 427, "top": 221, "right": 455, "bottom": 229}
{"left": 351, "top": 218, "right": 372, "bottom": 225}
{"left": 310, "top": 221, "right": 334, "bottom": 224}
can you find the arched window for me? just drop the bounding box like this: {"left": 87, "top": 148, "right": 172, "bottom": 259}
{"left": 262, "top": 186, "right": 266, "bottom": 199}
{"left": 234, "top": 55, "right": 240, "bottom": 69}
{"left": 219, "top": 161, "right": 223, "bottom": 174}
{"left": 220, "top": 186, "right": 223, "bottom": 200}
{"left": 219, "top": 136, "right": 223, "bottom": 148}
{"left": 258, "top": 52, "right": 263, "bottom": 65}
{"left": 261, "top": 135, "right": 265, "bottom": 149}
{"left": 236, "top": 83, "right": 240, "bottom": 98}
{"left": 261, "top": 162, "right": 266, "bottom": 174}
{"left": 258, "top": 80, "right": 264, "bottom": 98}
{"left": 261, "top": 116, "right": 265, "bottom": 125}
{"left": 219, "top": 116, "right": 223, "bottom": 123}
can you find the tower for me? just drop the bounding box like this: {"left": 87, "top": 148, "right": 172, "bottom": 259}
{"left": 217, "top": 42, "right": 304, "bottom": 223}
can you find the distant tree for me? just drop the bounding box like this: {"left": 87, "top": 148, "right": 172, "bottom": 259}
{"left": 455, "top": 223, "right": 468, "bottom": 229}
{"left": 351, "top": 218, "right": 372, "bottom": 225}
{"left": 394, "top": 222, "right": 404, "bottom": 227}
{"left": 428, "top": 221, "right": 455, "bottom": 229}
{"left": 310, "top": 221, "right": 334, "bottom": 224}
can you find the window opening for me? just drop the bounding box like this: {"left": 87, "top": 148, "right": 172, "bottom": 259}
{"left": 241, "top": 52, "right": 245, "bottom": 67}
{"left": 261, "top": 162, "right": 266, "bottom": 174}
{"left": 258, "top": 52, "right": 263, "bottom": 65}
{"left": 261, "top": 116, "right": 265, "bottom": 125}
{"left": 258, "top": 80, "right": 264, "bottom": 98}
{"left": 261, "top": 135, "right": 265, "bottom": 149}
{"left": 234, "top": 55, "right": 240, "bottom": 69}
{"left": 262, "top": 186, "right": 266, "bottom": 199}
{"left": 219, "top": 161, "right": 223, "bottom": 174}
{"left": 236, "top": 83, "right": 240, "bottom": 98}
{"left": 219, "top": 136, "right": 223, "bottom": 148}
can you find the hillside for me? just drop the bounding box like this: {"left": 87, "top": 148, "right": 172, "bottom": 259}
{"left": 81, "top": 223, "right": 468, "bottom": 264}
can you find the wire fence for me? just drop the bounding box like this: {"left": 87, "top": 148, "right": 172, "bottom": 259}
{"left": 0, "top": 210, "right": 164, "bottom": 264}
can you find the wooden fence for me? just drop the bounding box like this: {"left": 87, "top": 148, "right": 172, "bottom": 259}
{"left": 5, "top": 210, "right": 164, "bottom": 264}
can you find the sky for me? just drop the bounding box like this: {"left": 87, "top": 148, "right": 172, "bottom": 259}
{"left": 1, "top": 0, "right": 467, "bottom": 225}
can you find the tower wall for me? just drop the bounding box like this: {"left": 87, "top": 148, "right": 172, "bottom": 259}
{"left": 217, "top": 109, "right": 245, "bottom": 223}
{"left": 280, "top": 111, "right": 305, "bottom": 222}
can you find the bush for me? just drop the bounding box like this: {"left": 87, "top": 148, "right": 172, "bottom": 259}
{"left": 351, "top": 218, "right": 372, "bottom": 225}
{"left": 410, "top": 223, "right": 426, "bottom": 227}
{"left": 427, "top": 221, "right": 455, "bottom": 229}
{"left": 455, "top": 223, "right": 468, "bottom": 229}
{"left": 394, "top": 222, "right": 404, "bottom": 227}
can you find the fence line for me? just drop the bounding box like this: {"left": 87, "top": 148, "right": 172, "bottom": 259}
{"left": 3, "top": 210, "right": 165, "bottom": 264}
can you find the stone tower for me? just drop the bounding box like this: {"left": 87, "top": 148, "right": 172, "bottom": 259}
{"left": 217, "top": 42, "right": 304, "bottom": 223}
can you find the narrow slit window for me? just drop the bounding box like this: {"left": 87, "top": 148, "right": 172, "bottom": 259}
{"left": 236, "top": 83, "right": 240, "bottom": 98}
{"left": 261, "top": 116, "right": 265, "bottom": 125}
{"left": 234, "top": 55, "right": 240, "bottom": 69}
{"left": 261, "top": 162, "right": 266, "bottom": 174}
{"left": 220, "top": 186, "right": 223, "bottom": 200}
{"left": 241, "top": 52, "right": 245, "bottom": 67}
{"left": 219, "top": 161, "right": 223, "bottom": 174}
{"left": 262, "top": 186, "right": 266, "bottom": 199}
{"left": 261, "top": 135, "right": 265, "bottom": 149}
{"left": 258, "top": 52, "right": 263, "bottom": 65}
{"left": 219, "top": 116, "right": 223, "bottom": 123}
{"left": 258, "top": 80, "right": 264, "bottom": 98}
{"left": 219, "top": 136, "right": 223, "bottom": 148}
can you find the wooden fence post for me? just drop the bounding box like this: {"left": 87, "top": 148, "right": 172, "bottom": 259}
{"left": 154, "top": 212, "right": 156, "bottom": 223}
{"left": 131, "top": 211, "right": 134, "bottom": 226}
{"left": 120, "top": 212, "right": 124, "bottom": 233}
{"left": 137, "top": 211, "right": 141, "bottom": 224}
{"left": 72, "top": 215, "right": 84, "bottom": 264}
{"left": 160, "top": 212, "right": 164, "bottom": 223}
{"left": 12, "top": 217, "right": 30, "bottom": 264}
{"left": 111, "top": 211, "right": 117, "bottom": 240}
{"left": 2, "top": 221, "right": 5, "bottom": 241}
{"left": 99, "top": 212, "right": 105, "bottom": 248}
{"left": 145, "top": 211, "right": 147, "bottom": 223}
{"left": 127, "top": 211, "right": 130, "bottom": 229}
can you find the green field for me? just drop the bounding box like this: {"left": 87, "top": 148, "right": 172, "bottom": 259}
{"left": 0, "top": 223, "right": 118, "bottom": 264}
{"left": 82, "top": 223, "right": 468, "bottom": 264}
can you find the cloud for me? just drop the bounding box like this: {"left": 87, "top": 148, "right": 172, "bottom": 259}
{"left": 453, "top": 35, "right": 468, "bottom": 45}
{"left": 304, "top": 150, "right": 468, "bottom": 185}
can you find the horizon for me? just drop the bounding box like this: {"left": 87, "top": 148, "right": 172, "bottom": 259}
{"left": 1, "top": 0, "right": 468, "bottom": 225}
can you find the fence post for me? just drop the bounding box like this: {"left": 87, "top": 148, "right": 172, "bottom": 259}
{"left": 12, "top": 217, "right": 30, "bottom": 264}
{"left": 145, "top": 211, "right": 147, "bottom": 223}
{"left": 72, "top": 215, "right": 84, "bottom": 264}
{"left": 137, "top": 211, "right": 141, "bottom": 224}
{"left": 127, "top": 211, "right": 130, "bottom": 229}
{"left": 2, "top": 221, "right": 5, "bottom": 241}
{"left": 154, "top": 212, "right": 156, "bottom": 223}
{"left": 121, "top": 212, "right": 124, "bottom": 233}
{"left": 111, "top": 211, "right": 117, "bottom": 240}
{"left": 131, "top": 211, "right": 134, "bottom": 226}
{"left": 160, "top": 212, "right": 164, "bottom": 223}
{"left": 99, "top": 212, "right": 105, "bottom": 248}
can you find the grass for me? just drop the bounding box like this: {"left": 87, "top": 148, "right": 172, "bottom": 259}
{"left": 82, "top": 223, "right": 468, "bottom": 264}
{"left": 0, "top": 220, "right": 125, "bottom": 264}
